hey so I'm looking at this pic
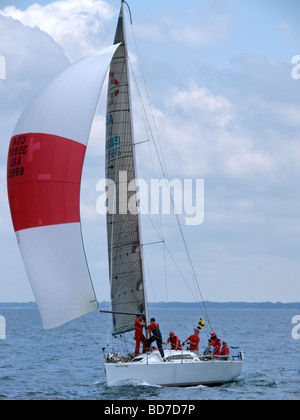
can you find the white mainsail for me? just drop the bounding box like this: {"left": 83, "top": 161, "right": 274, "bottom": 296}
{"left": 105, "top": 6, "right": 147, "bottom": 335}
{"left": 7, "top": 45, "right": 119, "bottom": 329}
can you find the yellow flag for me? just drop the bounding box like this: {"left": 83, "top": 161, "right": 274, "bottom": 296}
{"left": 198, "top": 316, "right": 206, "bottom": 330}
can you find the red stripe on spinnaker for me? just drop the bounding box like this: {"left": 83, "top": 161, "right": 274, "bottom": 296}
{"left": 7, "top": 133, "right": 86, "bottom": 232}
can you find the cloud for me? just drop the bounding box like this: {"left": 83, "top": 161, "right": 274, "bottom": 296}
{"left": 278, "top": 20, "right": 293, "bottom": 38}
{"left": 0, "top": 14, "right": 69, "bottom": 114}
{"left": 147, "top": 79, "right": 274, "bottom": 180}
{"left": 169, "top": 14, "right": 231, "bottom": 46}
{"left": 135, "top": 0, "right": 233, "bottom": 47}
{"left": 168, "top": 82, "right": 234, "bottom": 127}
{"left": 0, "top": 14, "right": 71, "bottom": 301}
{"left": 0, "top": 0, "right": 117, "bottom": 60}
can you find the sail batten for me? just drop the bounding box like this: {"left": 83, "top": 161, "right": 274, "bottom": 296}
{"left": 105, "top": 5, "right": 147, "bottom": 335}
{"left": 7, "top": 44, "right": 120, "bottom": 329}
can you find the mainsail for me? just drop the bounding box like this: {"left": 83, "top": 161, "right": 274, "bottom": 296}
{"left": 7, "top": 45, "right": 119, "bottom": 329}
{"left": 105, "top": 5, "right": 147, "bottom": 335}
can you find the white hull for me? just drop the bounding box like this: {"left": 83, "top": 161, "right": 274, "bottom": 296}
{"left": 105, "top": 350, "right": 242, "bottom": 387}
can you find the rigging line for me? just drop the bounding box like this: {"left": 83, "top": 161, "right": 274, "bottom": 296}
{"left": 128, "top": 13, "right": 213, "bottom": 330}
{"left": 130, "top": 61, "right": 208, "bottom": 310}
{"left": 122, "top": 0, "right": 133, "bottom": 25}
{"left": 165, "top": 241, "right": 212, "bottom": 331}
{"left": 163, "top": 239, "right": 169, "bottom": 323}
{"left": 134, "top": 135, "right": 165, "bottom": 241}
{"left": 82, "top": 315, "right": 103, "bottom": 352}
{"left": 135, "top": 103, "right": 213, "bottom": 329}
{"left": 141, "top": 240, "right": 164, "bottom": 247}
{"left": 128, "top": 58, "right": 165, "bottom": 240}
{"left": 163, "top": 242, "right": 200, "bottom": 305}
{"left": 141, "top": 208, "right": 202, "bottom": 311}
{"left": 129, "top": 24, "right": 167, "bottom": 175}
{"left": 134, "top": 139, "right": 150, "bottom": 146}
{"left": 128, "top": 39, "right": 212, "bottom": 330}
{"left": 144, "top": 253, "right": 157, "bottom": 302}
{"left": 126, "top": 31, "right": 165, "bottom": 243}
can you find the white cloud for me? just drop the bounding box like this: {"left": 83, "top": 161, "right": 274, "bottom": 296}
{"left": 0, "top": 0, "right": 117, "bottom": 60}
{"left": 135, "top": 0, "right": 233, "bottom": 47}
{"left": 169, "top": 14, "right": 231, "bottom": 46}
{"left": 168, "top": 82, "right": 234, "bottom": 127}
{"left": 0, "top": 14, "right": 69, "bottom": 113}
{"left": 147, "top": 80, "right": 274, "bottom": 180}
{"left": 225, "top": 149, "right": 274, "bottom": 177}
{"left": 278, "top": 20, "right": 293, "bottom": 38}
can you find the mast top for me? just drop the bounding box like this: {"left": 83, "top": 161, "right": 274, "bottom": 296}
{"left": 122, "top": 0, "right": 133, "bottom": 25}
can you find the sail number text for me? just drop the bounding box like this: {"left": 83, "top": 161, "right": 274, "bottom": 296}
{"left": 7, "top": 135, "right": 27, "bottom": 179}
{"left": 106, "top": 114, "right": 121, "bottom": 161}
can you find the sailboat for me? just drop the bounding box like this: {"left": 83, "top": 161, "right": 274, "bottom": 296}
{"left": 7, "top": 1, "right": 243, "bottom": 387}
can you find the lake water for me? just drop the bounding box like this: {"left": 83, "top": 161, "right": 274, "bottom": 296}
{"left": 0, "top": 306, "right": 299, "bottom": 401}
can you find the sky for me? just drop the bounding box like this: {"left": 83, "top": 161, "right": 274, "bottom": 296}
{"left": 0, "top": 0, "right": 300, "bottom": 304}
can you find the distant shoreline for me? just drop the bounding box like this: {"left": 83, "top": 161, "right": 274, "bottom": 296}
{"left": 0, "top": 301, "right": 299, "bottom": 310}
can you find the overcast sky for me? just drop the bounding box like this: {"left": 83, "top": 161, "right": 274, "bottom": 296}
{"left": 0, "top": 0, "right": 300, "bottom": 304}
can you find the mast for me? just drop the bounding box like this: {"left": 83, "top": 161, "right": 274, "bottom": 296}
{"left": 105, "top": 3, "right": 147, "bottom": 335}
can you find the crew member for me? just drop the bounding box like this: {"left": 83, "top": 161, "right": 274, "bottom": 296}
{"left": 182, "top": 328, "right": 200, "bottom": 355}
{"left": 146, "top": 318, "right": 165, "bottom": 359}
{"left": 218, "top": 340, "right": 230, "bottom": 360}
{"left": 134, "top": 315, "right": 147, "bottom": 356}
{"left": 164, "top": 332, "right": 182, "bottom": 350}
{"left": 210, "top": 331, "right": 221, "bottom": 351}
{"left": 210, "top": 331, "right": 222, "bottom": 358}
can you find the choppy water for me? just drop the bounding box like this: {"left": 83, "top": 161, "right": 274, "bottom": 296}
{"left": 0, "top": 306, "right": 299, "bottom": 400}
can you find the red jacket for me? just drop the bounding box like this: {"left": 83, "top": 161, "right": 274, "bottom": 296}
{"left": 211, "top": 336, "right": 221, "bottom": 347}
{"left": 166, "top": 335, "right": 182, "bottom": 350}
{"left": 135, "top": 318, "right": 144, "bottom": 336}
{"left": 220, "top": 345, "right": 229, "bottom": 356}
{"left": 148, "top": 322, "right": 159, "bottom": 332}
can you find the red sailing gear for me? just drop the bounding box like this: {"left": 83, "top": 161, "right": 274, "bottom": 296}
{"left": 220, "top": 345, "right": 229, "bottom": 356}
{"left": 214, "top": 346, "right": 221, "bottom": 357}
{"left": 147, "top": 322, "right": 159, "bottom": 333}
{"left": 187, "top": 334, "right": 200, "bottom": 351}
{"left": 134, "top": 317, "right": 147, "bottom": 355}
{"left": 211, "top": 334, "right": 221, "bottom": 354}
{"left": 213, "top": 339, "right": 222, "bottom": 358}
{"left": 166, "top": 335, "right": 182, "bottom": 350}
{"left": 146, "top": 320, "right": 165, "bottom": 359}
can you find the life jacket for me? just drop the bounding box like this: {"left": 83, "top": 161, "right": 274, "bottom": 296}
{"left": 220, "top": 345, "right": 229, "bottom": 356}
{"left": 170, "top": 335, "right": 182, "bottom": 350}
{"left": 214, "top": 343, "right": 223, "bottom": 357}
{"left": 211, "top": 337, "right": 221, "bottom": 348}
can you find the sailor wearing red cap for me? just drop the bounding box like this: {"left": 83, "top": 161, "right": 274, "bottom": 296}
{"left": 182, "top": 328, "right": 200, "bottom": 355}
{"left": 210, "top": 331, "right": 221, "bottom": 357}
{"left": 218, "top": 340, "right": 230, "bottom": 360}
{"left": 164, "top": 332, "right": 182, "bottom": 350}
